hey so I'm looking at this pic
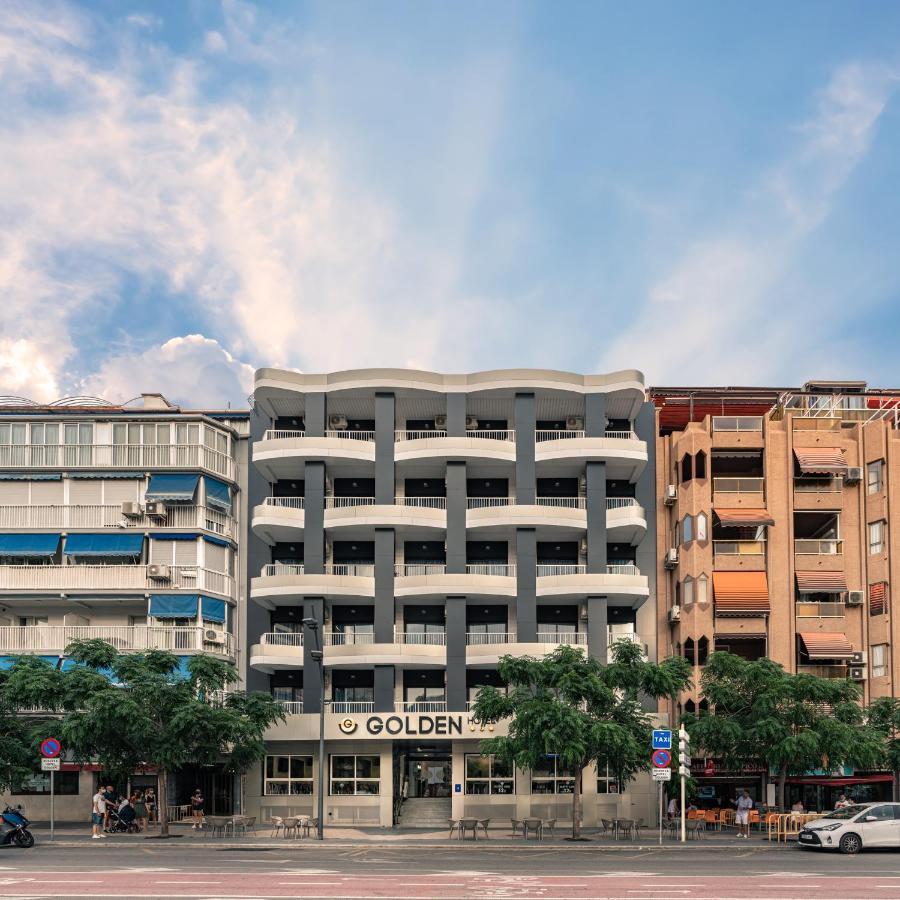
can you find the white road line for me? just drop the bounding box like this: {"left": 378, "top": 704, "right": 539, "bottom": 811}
{"left": 155, "top": 881, "right": 223, "bottom": 884}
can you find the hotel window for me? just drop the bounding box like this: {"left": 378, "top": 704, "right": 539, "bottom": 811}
{"left": 869, "top": 521, "right": 885, "bottom": 555}
{"left": 530, "top": 757, "right": 575, "bottom": 795}
{"left": 867, "top": 460, "right": 884, "bottom": 495}
{"left": 872, "top": 644, "right": 888, "bottom": 679}
{"left": 597, "top": 763, "right": 621, "bottom": 795}
{"left": 465, "top": 754, "right": 514, "bottom": 795}
{"left": 264, "top": 755, "right": 313, "bottom": 795}
{"left": 330, "top": 755, "right": 380, "bottom": 795}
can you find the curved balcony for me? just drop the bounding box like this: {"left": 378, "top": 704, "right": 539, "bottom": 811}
{"left": 393, "top": 563, "right": 517, "bottom": 600}
{"left": 325, "top": 496, "right": 447, "bottom": 531}
{"left": 249, "top": 632, "right": 304, "bottom": 672}
{"left": 534, "top": 430, "right": 647, "bottom": 479}
{"left": 395, "top": 430, "right": 516, "bottom": 466}
{"left": 251, "top": 563, "right": 375, "bottom": 607}
{"left": 465, "top": 632, "right": 517, "bottom": 666}
{"left": 535, "top": 563, "right": 648, "bottom": 604}
{"left": 324, "top": 631, "right": 446, "bottom": 667}
{"left": 252, "top": 496, "right": 305, "bottom": 543}
{"left": 253, "top": 429, "right": 376, "bottom": 480}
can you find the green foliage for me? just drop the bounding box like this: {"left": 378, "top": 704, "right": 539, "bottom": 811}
{"left": 867, "top": 697, "right": 900, "bottom": 774}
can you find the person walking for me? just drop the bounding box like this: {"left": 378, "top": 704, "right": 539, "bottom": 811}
{"left": 144, "top": 787, "right": 157, "bottom": 826}
{"left": 133, "top": 792, "right": 148, "bottom": 832}
{"left": 733, "top": 790, "right": 754, "bottom": 839}
{"left": 102, "top": 784, "right": 116, "bottom": 832}
{"left": 190, "top": 789, "right": 205, "bottom": 830}
{"left": 91, "top": 788, "right": 107, "bottom": 840}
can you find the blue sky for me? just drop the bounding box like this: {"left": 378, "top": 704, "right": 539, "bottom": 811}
{"left": 1, "top": 1, "right": 899, "bottom": 407}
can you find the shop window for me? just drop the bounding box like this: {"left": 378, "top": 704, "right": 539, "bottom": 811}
{"left": 869, "top": 521, "right": 886, "bottom": 555}
{"left": 872, "top": 644, "right": 888, "bottom": 679}
{"left": 867, "top": 460, "right": 884, "bottom": 495}
{"left": 330, "top": 755, "right": 380, "bottom": 795}
{"left": 680, "top": 455, "right": 692, "bottom": 484}
{"left": 697, "top": 636, "right": 709, "bottom": 666}
{"left": 13, "top": 771, "right": 80, "bottom": 795}
{"left": 694, "top": 451, "right": 707, "bottom": 480}
{"left": 264, "top": 755, "right": 313, "bottom": 795}
{"left": 596, "top": 763, "right": 620, "bottom": 795}
{"left": 683, "top": 638, "right": 695, "bottom": 666}
{"left": 531, "top": 756, "right": 576, "bottom": 794}
{"left": 465, "top": 754, "right": 514, "bottom": 795}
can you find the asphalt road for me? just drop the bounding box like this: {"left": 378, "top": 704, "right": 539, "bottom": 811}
{"left": 2, "top": 842, "right": 900, "bottom": 898}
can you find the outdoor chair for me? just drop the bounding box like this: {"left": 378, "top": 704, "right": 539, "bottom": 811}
{"left": 448, "top": 818, "right": 460, "bottom": 839}
{"left": 542, "top": 819, "right": 556, "bottom": 837}
{"left": 301, "top": 817, "right": 318, "bottom": 837}
{"left": 599, "top": 818, "right": 613, "bottom": 836}
{"left": 282, "top": 816, "right": 300, "bottom": 838}
{"left": 616, "top": 818, "right": 635, "bottom": 839}
{"left": 458, "top": 818, "right": 479, "bottom": 840}
{"left": 270, "top": 815, "right": 284, "bottom": 838}
{"left": 477, "top": 818, "right": 491, "bottom": 838}
{"left": 522, "top": 818, "right": 543, "bottom": 840}
{"left": 510, "top": 818, "right": 523, "bottom": 837}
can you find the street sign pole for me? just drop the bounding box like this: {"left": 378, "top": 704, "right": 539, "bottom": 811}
{"left": 679, "top": 762, "right": 685, "bottom": 843}
{"left": 658, "top": 781, "right": 663, "bottom": 845}
{"left": 50, "top": 769, "right": 54, "bottom": 842}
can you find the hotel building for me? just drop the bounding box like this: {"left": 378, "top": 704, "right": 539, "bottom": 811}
{"left": 244, "top": 368, "right": 658, "bottom": 828}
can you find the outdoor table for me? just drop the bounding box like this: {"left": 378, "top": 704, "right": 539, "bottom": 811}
{"left": 522, "top": 818, "right": 543, "bottom": 840}
{"left": 457, "top": 818, "right": 480, "bottom": 840}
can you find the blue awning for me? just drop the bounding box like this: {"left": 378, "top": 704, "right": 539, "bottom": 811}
{"left": 151, "top": 533, "right": 199, "bottom": 541}
{"left": 69, "top": 471, "right": 143, "bottom": 479}
{"left": 200, "top": 597, "right": 226, "bottom": 623}
{"left": 149, "top": 594, "right": 199, "bottom": 619}
{"left": 202, "top": 535, "right": 230, "bottom": 548}
{"left": 204, "top": 476, "right": 232, "bottom": 512}
{"left": 63, "top": 533, "right": 144, "bottom": 556}
{"left": 0, "top": 473, "right": 62, "bottom": 481}
{"left": 0, "top": 655, "right": 59, "bottom": 670}
{"left": 146, "top": 473, "right": 199, "bottom": 501}
{"left": 0, "top": 533, "right": 61, "bottom": 557}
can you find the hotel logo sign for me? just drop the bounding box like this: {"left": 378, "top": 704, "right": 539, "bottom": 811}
{"left": 328, "top": 712, "right": 497, "bottom": 739}
{"left": 338, "top": 717, "right": 358, "bottom": 734}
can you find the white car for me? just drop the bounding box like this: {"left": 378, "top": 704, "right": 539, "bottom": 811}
{"left": 797, "top": 803, "right": 900, "bottom": 854}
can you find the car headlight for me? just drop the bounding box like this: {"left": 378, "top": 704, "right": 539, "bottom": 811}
{"left": 815, "top": 823, "right": 843, "bottom": 832}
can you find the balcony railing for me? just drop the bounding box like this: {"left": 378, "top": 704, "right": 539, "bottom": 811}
{"left": 796, "top": 602, "right": 845, "bottom": 618}
{"left": 262, "top": 496, "right": 305, "bottom": 509}
{"left": 606, "top": 497, "right": 639, "bottom": 510}
{"left": 325, "top": 631, "right": 374, "bottom": 646}
{"left": 396, "top": 700, "right": 447, "bottom": 713}
{"left": 262, "top": 429, "right": 306, "bottom": 440}
{"left": 713, "top": 540, "right": 766, "bottom": 555}
{"left": 331, "top": 701, "right": 375, "bottom": 714}
{"left": 394, "top": 563, "right": 447, "bottom": 577}
{"left": 535, "top": 429, "right": 584, "bottom": 441}
{"left": 712, "top": 416, "right": 763, "bottom": 432}
{"left": 796, "top": 664, "right": 849, "bottom": 679}
{"left": 394, "top": 496, "right": 447, "bottom": 509}
{"left": 605, "top": 430, "right": 639, "bottom": 440}
{"left": 466, "top": 497, "right": 512, "bottom": 509}
{"left": 467, "top": 430, "right": 515, "bottom": 442}
{"left": 0, "top": 504, "right": 232, "bottom": 536}
{"left": 394, "top": 430, "right": 447, "bottom": 441}
{"left": 536, "top": 632, "right": 587, "bottom": 646}
{"left": 395, "top": 631, "right": 447, "bottom": 646}
{"left": 278, "top": 701, "right": 304, "bottom": 715}
{"left": 0, "top": 565, "right": 232, "bottom": 594}
{"left": 0, "top": 625, "right": 234, "bottom": 656}
{"left": 325, "top": 496, "right": 376, "bottom": 509}
{"left": 536, "top": 563, "right": 585, "bottom": 577}
{"left": 536, "top": 497, "right": 586, "bottom": 509}
{"left": 0, "top": 444, "right": 233, "bottom": 478}
{"left": 607, "top": 563, "right": 639, "bottom": 576}
{"left": 325, "top": 429, "right": 376, "bottom": 441}
{"left": 466, "top": 631, "right": 516, "bottom": 645}
{"left": 259, "top": 632, "right": 304, "bottom": 647}
{"left": 260, "top": 563, "right": 375, "bottom": 578}
{"left": 795, "top": 539, "right": 842, "bottom": 555}
{"left": 794, "top": 477, "right": 842, "bottom": 494}
{"left": 712, "top": 477, "right": 765, "bottom": 493}
{"left": 465, "top": 563, "right": 516, "bottom": 577}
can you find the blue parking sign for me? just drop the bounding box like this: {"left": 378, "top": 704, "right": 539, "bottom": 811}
{"left": 652, "top": 729, "right": 672, "bottom": 750}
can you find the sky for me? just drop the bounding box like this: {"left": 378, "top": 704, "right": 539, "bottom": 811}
{"left": 1, "top": 0, "right": 900, "bottom": 408}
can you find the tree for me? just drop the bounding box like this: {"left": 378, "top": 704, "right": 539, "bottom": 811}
{"left": 684, "top": 651, "right": 883, "bottom": 811}
{"left": 0, "top": 663, "right": 40, "bottom": 794}
{"left": 2, "top": 640, "right": 286, "bottom": 835}
{"left": 867, "top": 697, "right": 900, "bottom": 802}
{"left": 470, "top": 641, "right": 692, "bottom": 839}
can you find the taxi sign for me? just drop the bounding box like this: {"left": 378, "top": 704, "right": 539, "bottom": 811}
{"left": 652, "top": 729, "right": 672, "bottom": 750}
{"left": 652, "top": 749, "right": 672, "bottom": 768}
{"left": 40, "top": 737, "right": 61, "bottom": 758}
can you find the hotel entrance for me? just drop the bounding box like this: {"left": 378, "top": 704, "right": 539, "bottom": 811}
{"left": 396, "top": 743, "right": 452, "bottom": 799}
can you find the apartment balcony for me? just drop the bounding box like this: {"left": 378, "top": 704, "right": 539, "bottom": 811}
{"left": 0, "top": 504, "right": 233, "bottom": 538}
{"left": 710, "top": 417, "right": 765, "bottom": 449}
{"left": 712, "top": 539, "right": 767, "bottom": 571}
{"left": 0, "top": 444, "right": 233, "bottom": 479}
{"left": 0, "top": 565, "right": 233, "bottom": 595}
{"left": 796, "top": 601, "right": 846, "bottom": 618}
{"left": 533, "top": 430, "right": 647, "bottom": 480}
{"left": 253, "top": 429, "right": 376, "bottom": 480}
{"left": 711, "top": 477, "right": 765, "bottom": 507}
{"left": 331, "top": 701, "right": 375, "bottom": 714}
{"left": 393, "top": 563, "right": 517, "bottom": 600}
{"left": 248, "top": 631, "right": 304, "bottom": 671}
{"left": 465, "top": 631, "right": 516, "bottom": 665}
{"left": 535, "top": 563, "right": 648, "bottom": 604}
{"left": 394, "top": 429, "right": 516, "bottom": 466}
{"left": 793, "top": 477, "right": 843, "bottom": 510}
{"left": 251, "top": 563, "right": 375, "bottom": 606}
{"left": 326, "top": 630, "right": 447, "bottom": 667}
{"left": 0, "top": 625, "right": 234, "bottom": 658}
{"left": 794, "top": 539, "right": 843, "bottom": 566}
{"left": 796, "top": 664, "right": 849, "bottom": 679}
{"left": 396, "top": 700, "right": 447, "bottom": 713}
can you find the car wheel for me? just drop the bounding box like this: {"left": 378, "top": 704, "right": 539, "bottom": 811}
{"left": 839, "top": 833, "right": 861, "bottom": 855}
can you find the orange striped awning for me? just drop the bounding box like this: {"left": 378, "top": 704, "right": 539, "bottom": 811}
{"left": 714, "top": 508, "right": 775, "bottom": 527}
{"left": 796, "top": 571, "right": 848, "bottom": 593}
{"left": 799, "top": 632, "right": 854, "bottom": 660}
{"left": 869, "top": 582, "right": 886, "bottom": 616}
{"left": 793, "top": 447, "right": 847, "bottom": 475}
{"left": 713, "top": 572, "right": 770, "bottom": 616}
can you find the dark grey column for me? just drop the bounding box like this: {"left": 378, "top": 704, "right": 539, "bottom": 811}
{"left": 374, "top": 665, "right": 395, "bottom": 713}
{"left": 634, "top": 401, "right": 658, "bottom": 666}
{"left": 306, "top": 393, "right": 326, "bottom": 437}
{"left": 515, "top": 393, "right": 536, "bottom": 504}
{"left": 585, "top": 394, "right": 606, "bottom": 437}
{"left": 375, "top": 392, "right": 395, "bottom": 505}
{"left": 586, "top": 461, "right": 607, "bottom": 573}
{"left": 446, "top": 393, "right": 466, "bottom": 438}
{"left": 446, "top": 461, "right": 467, "bottom": 575}
{"left": 587, "top": 596, "right": 608, "bottom": 664}
{"left": 304, "top": 461, "right": 325, "bottom": 573}
{"left": 302, "top": 597, "right": 325, "bottom": 713}
{"left": 374, "top": 528, "right": 395, "bottom": 643}
{"left": 516, "top": 528, "right": 536, "bottom": 642}
{"left": 446, "top": 596, "right": 467, "bottom": 712}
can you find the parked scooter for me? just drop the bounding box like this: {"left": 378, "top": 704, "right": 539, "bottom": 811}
{"left": 0, "top": 805, "right": 35, "bottom": 848}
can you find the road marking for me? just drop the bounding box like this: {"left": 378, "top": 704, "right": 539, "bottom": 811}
{"left": 155, "top": 881, "right": 223, "bottom": 884}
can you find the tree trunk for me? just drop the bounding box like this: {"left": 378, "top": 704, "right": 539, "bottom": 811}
{"left": 571, "top": 767, "right": 583, "bottom": 839}
{"left": 776, "top": 763, "right": 787, "bottom": 812}
{"left": 158, "top": 767, "right": 169, "bottom": 837}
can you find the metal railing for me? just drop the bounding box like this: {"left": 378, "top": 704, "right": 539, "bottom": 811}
{"left": 0, "top": 625, "right": 234, "bottom": 656}
{"left": 713, "top": 540, "right": 766, "bottom": 555}
{"left": 262, "top": 429, "right": 306, "bottom": 440}
{"left": 394, "top": 563, "right": 447, "bottom": 577}
{"left": 0, "top": 443, "right": 233, "bottom": 478}
{"left": 325, "top": 496, "right": 376, "bottom": 509}
{"left": 713, "top": 477, "right": 765, "bottom": 493}
{"left": 395, "top": 631, "right": 447, "bottom": 646}
{"left": 0, "top": 565, "right": 232, "bottom": 594}
{"left": 535, "top": 497, "right": 586, "bottom": 509}
{"left": 394, "top": 430, "right": 448, "bottom": 441}
{"left": 795, "top": 539, "right": 842, "bottom": 555}
{"left": 466, "top": 631, "right": 516, "bottom": 645}
{"left": 796, "top": 664, "right": 850, "bottom": 679}
{"left": 325, "top": 429, "right": 376, "bottom": 441}
{"left": 712, "top": 416, "right": 763, "bottom": 432}
{"left": 325, "top": 631, "right": 374, "bottom": 646}
{"left": 279, "top": 701, "right": 304, "bottom": 715}
{"left": 605, "top": 430, "right": 639, "bottom": 440}
{"left": 466, "top": 497, "right": 512, "bottom": 509}
{"left": 606, "top": 497, "right": 639, "bottom": 510}
{"left": 396, "top": 700, "right": 447, "bottom": 713}
{"left": 466, "top": 563, "right": 516, "bottom": 577}
{"left": 0, "top": 504, "right": 232, "bottom": 535}
{"left": 259, "top": 632, "right": 304, "bottom": 647}
{"left": 260, "top": 563, "right": 375, "bottom": 577}
{"left": 794, "top": 477, "right": 842, "bottom": 494}
{"left": 331, "top": 701, "right": 375, "bottom": 714}
{"left": 536, "top": 563, "right": 585, "bottom": 577}
{"left": 796, "top": 602, "right": 845, "bottom": 618}
{"left": 394, "top": 496, "right": 447, "bottom": 509}
{"left": 607, "top": 563, "right": 639, "bottom": 576}
{"left": 534, "top": 429, "right": 584, "bottom": 441}
{"left": 467, "top": 429, "right": 515, "bottom": 441}
{"left": 536, "top": 632, "right": 587, "bottom": 646}
{"left": 262, "top": 496, "right": 305, "bottom": 509}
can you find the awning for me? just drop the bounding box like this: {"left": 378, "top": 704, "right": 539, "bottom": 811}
{"left": 200, "top": 597, "right": 226, "bottom": 623}
{"left": 715, "top": 632, "right": 767, "bottom": 641}
{"left": 714, "top": 508, "right": 775, "bottom": 527}
{"left": 63, "top": 533, "right": 144, "bottom": 556}
{"left": 69, "top": 471, "right": 143, "bottom": 480}
{"left": 713, "top": 572, "right": 770, "bottom": 615}
{"left": 204, "top": 476, "right": 232, "bottom": 512}
{"left": 202, "top": 535, "right": 230, "bottom": 547}
{"left": 0, "top": 533, "right": 61, "bottom": 557}
{"left": 799, "top": 632, "right": 854, "bottom": 660}
{"left": 794, "top": 447, "right": 848, "bottom": 475}
{"left": 150, "top": 533, "right": 199, "bottom": 541}
{"left": 145, "top": 473, "right": 199, "bottom": 502}
{"left": 870, "top": 582, "right": 886, "bottom": 615}
{"left": 149, "top": 594, "right": 199, "bottom": 619}
{"left": 0, "top": 473, "right": 62, "bottom": 481}
{"left": 0, "top": 655, "right": 60, "bottom": 670}
{"left": 796, "top": 571, "right": 848, "bottom": 592}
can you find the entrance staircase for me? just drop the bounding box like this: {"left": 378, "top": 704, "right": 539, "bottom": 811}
{"left": 397, "top": 797, "right": 452, "bottom": 829}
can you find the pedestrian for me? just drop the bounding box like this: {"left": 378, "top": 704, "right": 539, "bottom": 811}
{"left": 133, "top": 791, "right": 148, "bottom": 832}
{"left": 144, "top": 787, "right": 157, "bottom": 826}
{"left": 667, "top": 796, "right": 679, "bottom": 820}
{"left": 102, "top": 784, "right": 116, "bottom": 832}
{"left": 732, "top": 790, "right": 754, "bottom": 839}
{"left": 835, "top": 793, "right": 851, "bottom": 810}
{"left": 91, "top": 788, "right": 107, "bottom": 840}
{"left": 791, "top": 799, "right": 805, "bottom": 813}
{"left": 190, "top": 788, "right": 205, "bottom": 830}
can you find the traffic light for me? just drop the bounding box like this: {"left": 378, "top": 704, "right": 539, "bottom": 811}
{"left": 678, "top": 726, "right": 691, "bottom": 777}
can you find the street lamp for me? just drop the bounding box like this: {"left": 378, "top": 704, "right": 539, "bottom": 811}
{"left": 303, "top": 616, "right": 326, "bottom": 841}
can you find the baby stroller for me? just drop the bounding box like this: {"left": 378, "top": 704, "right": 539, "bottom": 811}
{"left": 107, "top": 804, "right": 141, "bottom": 834}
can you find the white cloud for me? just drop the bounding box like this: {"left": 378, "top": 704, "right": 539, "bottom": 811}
{"left": 203, "top": 30, "right": 227, "bottom": 54}
{"left": 82, "top": 334, "right": 254, "bottom": 408}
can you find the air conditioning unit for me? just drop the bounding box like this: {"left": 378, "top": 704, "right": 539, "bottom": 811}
{"left": 846, "top": 590, "right": 864, "bottom": 607}
{"left": 844, "top": 467, "right": 862, "bottom": 485}
{"left": 665, "top": 548, "right": 679, "bottom": 569}
{"left": 465, "top": 416, "right": 479, "bottom": 430}
{"left": 204, "top": 629, "right": 226, "bottom": 644}
{"left": 145, "top": 501, "right": 167, "bottom": 520}
{"left": 668, "top": 606, "right": 681, "bottom": 623}
{"left": 434, "top": 415, "right": 447, "bottom": 429}
{"left": 566, "top": 416, "right": 584, "bottom": 430}
{"left": 664, "top": 484, "right": 677, "bottom": 506}
{"left": 121, "top": 502, "right": 143, "bottom": 518}
{"left": 147, "top": 564, "right": 171, "bottom": 581}
{"left": 851, "top": 650, "right": 867, "bottom": 665}
{"left": 329, "top": 414, "right": 348, "bottom": 430}
{"left": 849, "top": 665, "right": 867, "bottom": 681}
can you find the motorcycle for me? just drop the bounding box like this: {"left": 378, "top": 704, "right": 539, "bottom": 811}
{"left": 0, "top": 805, "right": 35, "bottom": 848}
